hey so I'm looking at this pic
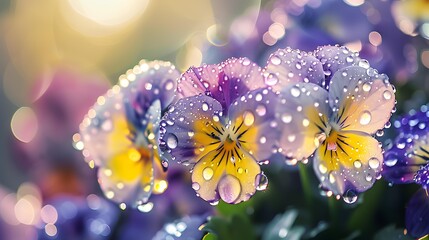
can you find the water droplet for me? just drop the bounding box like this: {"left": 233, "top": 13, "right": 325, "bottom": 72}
{"left": 265, "top": 74, "right": 279, "bottom": 86}
{"left": 255, "top": 172, "right": 268, "bottom": 191}
{"left": 192, "top": 182, "right": 200, "bottom": 190}
{"left": 318, "top": 163, "right": 328, "bottom": 174}
{"left": 165, "top": 80, "right": 174, "bottom": 91}
{"left": 343, "top": 189, "right": 358, "bottom": 204}
{"left": 384, "top": 153, "right": 398, "bottom": 167}
{"left": 243, "top": 111, "right": 255, "bottom": 126}
{"left": 346, "top": 56, "right": 354, "bottom": 63}
{"left": 302, "top": 118, "right": 310, "bottom": 127}
{"left": 242, "top": 58, "right": 251, "bottom": 66}
{"left": 287, "top": 135, "right": 296, "bottom": 142}
{"left": 362, "top": 83, "right": 371, "bottom": 92}
{"left": 162, "top": 160, "right": 169, "bottom": 169}
{"left": 383, "top": 90, "right": 392, "bottom": 100}
{"left": 259, "top": 136, "right": 266, "bottom": 144}
{"left": 359, "top": 111, "right": 371, "bottom": 125}
{"left": 281, "top": 113, "right": 292, "bottom": 123}
{"left": 365, "top": 174, "right": 373, "bottom": 182}
{"left": 290, "top": 86, "right": 301, "bottom": 97}
{"left": 256, "top": 105, "right": 266, "bottom": 116}
{"left": 358, "top": 59, "right": 370, "bottom": 69}
{"left": 270, "top": 56, "right": 281, "bottom": 65}
{"left": 353, "top": 160, "right": 362, "bottom": 169}
{"left": 368, "top": 157, "right": 380, "bottom": 169}
{"left": 166, "top": 134, "right": 178, "bottom": 149}
{"left": 145, "top": 82, "right": 153, "bottom": 90}
{"left": 218, "top": 175, "right": 241, "bottom": 203}
{"left": 137, "top": 202, "right": 154, "bottom": 212}
{"left": 188, "top": 131, "right": 195, "bottom": 137}
{"left": 202, "top": 102, "right": 209, "bottom": 112}
{"left": 295, "top": 63, "right": 302, "bottom": 69}
{"left": 202, "top": 167, "right": 214, "bottom": 180}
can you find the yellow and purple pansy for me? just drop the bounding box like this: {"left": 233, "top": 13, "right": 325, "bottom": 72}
{"left": 77, "top": 60, "right": 179, "bottom": 208}
{"left": 159, "top": 58, "right": 279, "bottom": 204}
{"left": 266, "top": 45, "right": 396, "bottom": 201}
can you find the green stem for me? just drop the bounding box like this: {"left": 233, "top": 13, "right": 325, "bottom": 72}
{"left": 298, "top": 163, "right": 313, "bottom": 208}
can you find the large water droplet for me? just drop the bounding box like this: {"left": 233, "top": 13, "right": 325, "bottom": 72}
{"left": 318, "top": 163, "right": 328, "bottom": 174}
{"left": 202, "top": 167, "right": 214, "bottom": 180}
{"left": 353, "top": 160, "right": 362, "bottom": 169}
{"left": 270, "top": 56, "right": 282, "bottom": 65}
{"left": 166, "top": 134, "right": 178, "bottom": 149}
{"left": 342, "top": 189, "right": 358, "bottom": 204}
{"left": 255, "top": 172, "right": 268, "bottom": 191}
{"left": 359, "top": 111, "right": 372, "bottom": 125}
{"left": 358, "top": 59, "right": 370, "bottom": 69}
{"left": 218, "top": 174, "right": 241, "bottom": 203}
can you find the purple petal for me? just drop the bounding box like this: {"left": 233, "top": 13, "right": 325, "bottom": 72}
{"left": 328, "top": 66, "right": 395, "bottom": 135}
{"left": 122, "top": 60, "right": 179, "bottom": 129}
{"left": 314, "top": 45, "right": 360, "bottom": 88}
{"left": 406, "top": 189, "right": 429, "bottom": 238}
{"left": 275, "top": 82, "right": 331, "bottom": 161}
{"left": 265, "top": 47, "right": 324, "bottom": 92}
{"left": 227, "top": 88, "right": 281, "bottom": 160}
{"left": 416, "top": 164, "right": 429, "bottom": 189}
{"left": 177, "top": 58, "right": 266, "bottom": 113}
{"left": 158, "top": 94, "right": 224, "bottom": 164}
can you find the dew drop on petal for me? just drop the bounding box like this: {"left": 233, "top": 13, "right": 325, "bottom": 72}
{"left": 384, "top": 153, "right": 398, "bottom": 167}
{"left": 318, "top": 163, "right": 328, "bottom": 174}
{"left": 362, "top": 83, "right": 371, "bottom": 92}
{"left": 359, "top": 111, "right": 371, "bottom": 125}
{"left": 218, "top": 175, "right": 241, "bottom": 203}
{"left": 192, "top": 182, "right": 200, "bottom": 191}
{"left": 255, "top": 172, "right": 268, "bottom": 191}
{"left": 255, "top": 93, "right": 263, "bottom": 102}
{"left": 243, "top": 111, "right": 255, "bottom": 126}
{"left": 202, "top": 102, "right": 209, "bottom": 112}
{"left": 166, "top": 134, "right": 178, "bottom": 149}
{"left": 346, "top": 56, "right": 354, "bottom": 63}
{"left": 342, "top": 189, "right": 358, "bottom": 204}
{"left": 290, "top": 86, "right": 301, "bottom": 97}
{"left": 383, "top": 90, "right": 392, "bottom": 100}
{"left": 265, "top": 74, "right": 279, "bottom": 86}
{"left": 353, "top": 160, "right": 362, "bottom": 169}
{"left": 302, "top": 118, "right": 310, "bottom": 127}
{"left": 270, "top": 56, "right": 281, "bottom": 65}
{"left": 202, "top": 167, "right": 214, "bottom": 180}
{"left": 358, "top": 59, "right": 370, "bottom": 69}
{"left": 281, "top": 113, "right": 292, "bottom": 123}
{"left": 256, "top": 105, "right": 266, "bottom": 116}
{"left": 368, "top": 157, "right": 380, "bottom": 169}
{"left": 137, "top": 202, "right": 154, "bottom": 212}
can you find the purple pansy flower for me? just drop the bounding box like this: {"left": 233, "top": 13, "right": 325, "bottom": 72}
{"left": 383, "top": 104, "right": 429, "bottom": 238}
{"left": 78, "top": 60, "right": 180, "bottom": 207}
{"left": 267, "top": 45, "right": 396, "bottom": 200}
{"left": 159, "top": 58, "right": 279, "bottom": 204}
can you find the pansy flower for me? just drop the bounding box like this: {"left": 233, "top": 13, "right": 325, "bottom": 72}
{"left": 159, "top": 58, "right": 279, "bottom": 204}
{"left": 383, "top": 105, "right": 429, "bottom": 238}
{"left": 78, "top": 60, "right": 179, "bottom": 207}
{"left": 266, "top": 45, "right": 396, "bottom": 199}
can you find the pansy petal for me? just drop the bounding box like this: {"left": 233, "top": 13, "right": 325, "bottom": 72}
{"left": 328, "top": 66, "right": 395, "bottom": 134}
{"left": 122, "top": 60, "right": 179, "bottom": 130}
{"left": 191, "top": 146, "right": 261, "bottom": 204}
{"left": 177, "top": 58, "right": 266, "bottom": 113}
{"left": 265, "top": 47, "right": 324, "bottom": 92}
{"left": 313, "top": 131, "right": 383, "bottom": 195}
{"left": 159, "top": 94, "right": 224, "bottom": 165}
{"left": 406, "top": 189, "right": 429, "bottom": 238}
{"left": 80, "top": 87, "right": 133, "bottom": 167}
{"left": 276, "top": 83, "right": 331, "bottom": 161}
{"left": 227, "top": 88, "right": 281, "bottom": 160}
{"left": 383, "top": 134, "right": 429, "bottom": 184}
{"left": 314, "top": 45, "right": 360, "bottom": 88}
